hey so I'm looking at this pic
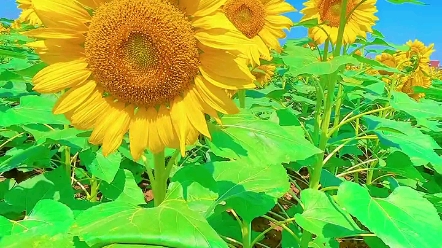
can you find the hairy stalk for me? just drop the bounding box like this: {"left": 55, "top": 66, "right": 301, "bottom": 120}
{"left": 301, "top": 0, "right": 348, "bottom": 247}
{"left": 238, "top": 89, "right": 246, "bottom": 108}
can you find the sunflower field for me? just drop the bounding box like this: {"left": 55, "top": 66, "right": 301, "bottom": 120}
{"left": 1, "top": 0, "right": 442, "bottom": 247}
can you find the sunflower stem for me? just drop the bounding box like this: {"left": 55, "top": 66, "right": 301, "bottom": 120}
{"left": 301, "top": 0, "right": 348, "bottom": 247}
{"left": 153, "top": 150, "right": 167, "bottom": 207}
{"left": 241, "top": 220, "right": 252, "bottom": 248}
{"left": 238, "top": 89, "right": 246, "bottom": 108}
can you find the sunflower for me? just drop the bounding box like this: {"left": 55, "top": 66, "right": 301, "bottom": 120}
{"left": 300, "top": 0, "right": 378, "bottom": 44}
{"left": 222, "top": 0, "right": 296, "bottom": 55}
{"left": 14, "top": 0, "right": 43, "bottom": 27}
{"left": 25, "top": 0, "right": 259, "bottom": 159}
{"left": 397, "top": 70, "right": 432, "bottom": 100}
{"left": 252, "top": 64, "right": 276, "bottom": 87}
{"left": 396, "top": 39, "right": 434, "bottom": 74}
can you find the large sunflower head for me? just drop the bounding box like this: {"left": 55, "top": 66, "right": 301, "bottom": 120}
{"left": 398, "top": 69, "right": 432, "bottom": 101}
{"left": 222, "top": 0, "right": 296, "bottom": 56}
{"left": 300, "top": 0, "right": 379, "bottom": 44}
{"left": 25, "top": 0, "right": 259, "bottom": 159}
{"left": 14, "top": 0, "right": 43, "bottom": 27}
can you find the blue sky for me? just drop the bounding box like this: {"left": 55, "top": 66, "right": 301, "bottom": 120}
{"left": 1, "top": 0, "right": 440, "bottom": 60}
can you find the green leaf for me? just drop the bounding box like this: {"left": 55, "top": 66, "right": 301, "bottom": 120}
{"left": 208, "top": 160, "right": 289, "bottom": 221}
{"left": 283, "top": 50, "right": 358, "bottom": 77}
{"left": 0, "top": 145, "right": 52, "bottom": 173}
{"left": 80, "top": 148, "right": 122, "bottom": 183}
{"left": 4, "top": 167, "right": 74, "bottom": 212}
{"left": 100, "top": 169, "right": 145, "bottom": 205}
{"left": 363, "top": 115, "right": 442, "bottom": 168}
{"left": 0, "top": 95, "right": 68, "bottom": 126}
{"left": 22, "top": 125, "right": 89, "bottom": 151}
{"left": 294, "top": 189, "right": 363, "bottom": 238}
{"left": 71, "top": 200, "right": 227, "bottom": 248}
{"left": 337, "top": 181, "right": 442, "bottom": 248}
{"left": 390, "top": 91, "right": 442, "bottom": 119}
{"left": 207, "top": 111, "right": 321, "bottom": 164}
{"left": 166, "top": 165, "right": 219, "bottom": 215}
{"left": 6, "top": 199, "right": 74, "bottom": 234}
{"left": 0, "top": 216, "right": 13, "bottom": 237}
{"left": 0, "top": 233, "right": 74, "bottom": 248}
{"left": 381, "top": 151, "right": 425, "bottom": 181}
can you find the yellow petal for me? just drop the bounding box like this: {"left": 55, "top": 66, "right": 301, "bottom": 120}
{"left": 53, "top": 79, "right": 96, "bottom": 114}
{"left": 194, "top": 75, "right": 239, "bottom": 114}
{"left": 182, "top": 91, "right": 211, "bottom": 138}
{"left": 67, "top": 90, "right": 108, "bottom": 129}
{"left": 32, "top": 0, "right": 90, "bottom": 30}
{"left": 175, "top": 0, "right": 225, "bottom": 17}
{"left": 156, "top": 105, "right": 180, "bottom": 149}
{"left": 102, "top": 105, "right": 132, "bottom": 156}
{"left": 89, "top": 99, "right": 124, "bottom": 146}
{"left": 33, "top": 59, "right": 91, "bottom": 93}
{"left": 170, "top": 96, "right": 189, "bottom": 156}
{"left": 146, "top": 107, "right": 164, "bottom": 154}
{"left": 129, "top": 107, "right": 149, "bottom": 161}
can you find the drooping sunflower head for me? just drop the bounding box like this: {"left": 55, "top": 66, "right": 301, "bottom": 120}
{"left": 397, "top": 70, "right": 432, "bottom": 101}
{"left": 300, "top": 0, "right": 379, "bottom": 44}
{"left": 25, "top": 0, "right": 258, "bottom": 159}
{"left": 223, "top": 0, "right": 296, "bottom": 55}
{"left": 14, "top": 0, "right": 43, "bottom": 27}
{"left": 375, "top": 53, "right": 398, "bottom": 75}
{"left": 397, "top": 39, "right": 435, "bottom": 73}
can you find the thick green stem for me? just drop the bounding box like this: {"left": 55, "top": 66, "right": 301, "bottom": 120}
{"left": 332, "top": 83, "right": 344, "bottom": 137}
{"left": 301, "top": 0, "right": 348, "bottom": 246}
{"left": 238, "top": 89, "right": 246, "bottom": 108}
{"left": 241, "top": 220, "right": 252, "bottom": 248}
{"left": 153, "top": 150, "right": 166, "bottom": 207}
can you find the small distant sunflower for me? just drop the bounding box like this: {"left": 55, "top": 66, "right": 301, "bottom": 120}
{"left": 223, "top": 0, "right": 296, "bottom": 55}
{"left": 25, "top": 0, "right": 257, "bottom": 159}
{"left": 252, "top": 64, "right": 276, "bottom": 87}
{"left": 396, "top": 39, "right": 434, "bottom": 74}
{"left": 14, "top": 0, "right": 43, "bottom": 27}
{"left": 0, "top": 25, "right": 10, "bottom": 34}
{"left": 300, "top": 0, "right": 378, "bottom": 44}
{"left": 375, "top": 53, "right": 398, "bottom": 75}
{"left": 398, "top": 70, "right": 432, "bottom": 100}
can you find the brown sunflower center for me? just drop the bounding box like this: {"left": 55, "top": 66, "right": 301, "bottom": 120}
{"left": 85, "top": 0, "right": 200, "bottom": 107}
{"left": 318, "top": 0, "right": 355, "bottom": 27}
{"left": 224, "top": 0, "right": 266, "bottom": 39}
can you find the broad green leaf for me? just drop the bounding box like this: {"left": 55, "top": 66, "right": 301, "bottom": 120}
{"left": 207, "top": 212, "right": 262, "bottom": 244}
{"left": 207, "top": 111, "right": 321, "bottom": 164}
{"left": 0, "top": 216, "right": 13, "bottom": 237}
{"left": 71, "top": 200, "right": 228, "bottom": 248}
{"left": 337, "top": 181, "right": 442, "bottom": 248}
{"left": 166, "top": 165, "right": 219, "bottom": 215}
{"left": 310, "top": 236, "right": 340, "bottom": 248}
{"left": 6, "top": 199, "right": 74, "bottom": 234}
{"left": 207, "top": 160, "right": 289, "bottom": 221}
{"left": 100, "top": 169, "right": 145, "bottom": 205}
{"left": 22, "top": 125, "right": 89, "bottom": 151}
{"left": 0, "top": 145, "right": 52, "bottom": 173}
{"left": 294, "top": 189, "right": 363, "bottom": 238}
{"left": 353, "top": 54, "right": 402, "bottom": 73}
{"left": 363, "top": 115, "right": 442, "bottom": 168}
{"left": 381, "top": 151, "right": 425, "bottom": 181}
{"left": 390, "top": 91, "right": 442, "bottom": 119}
{"left": 0, "top": 95, "right": 68, "bottom": 126}
{"left": 0, "top": 81, "right": 32, "bottom": 98}
{"left": 284, "top": 52, "right": 358, "bottom": 77}
{"left": 80, "top": 148, "right": 122, "bottom": 183}
{"left": 4, "top": 167, "right": 74, "bottom": 212}
{"left": 0, "top": 232, "right": 74, "bottom": 248}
